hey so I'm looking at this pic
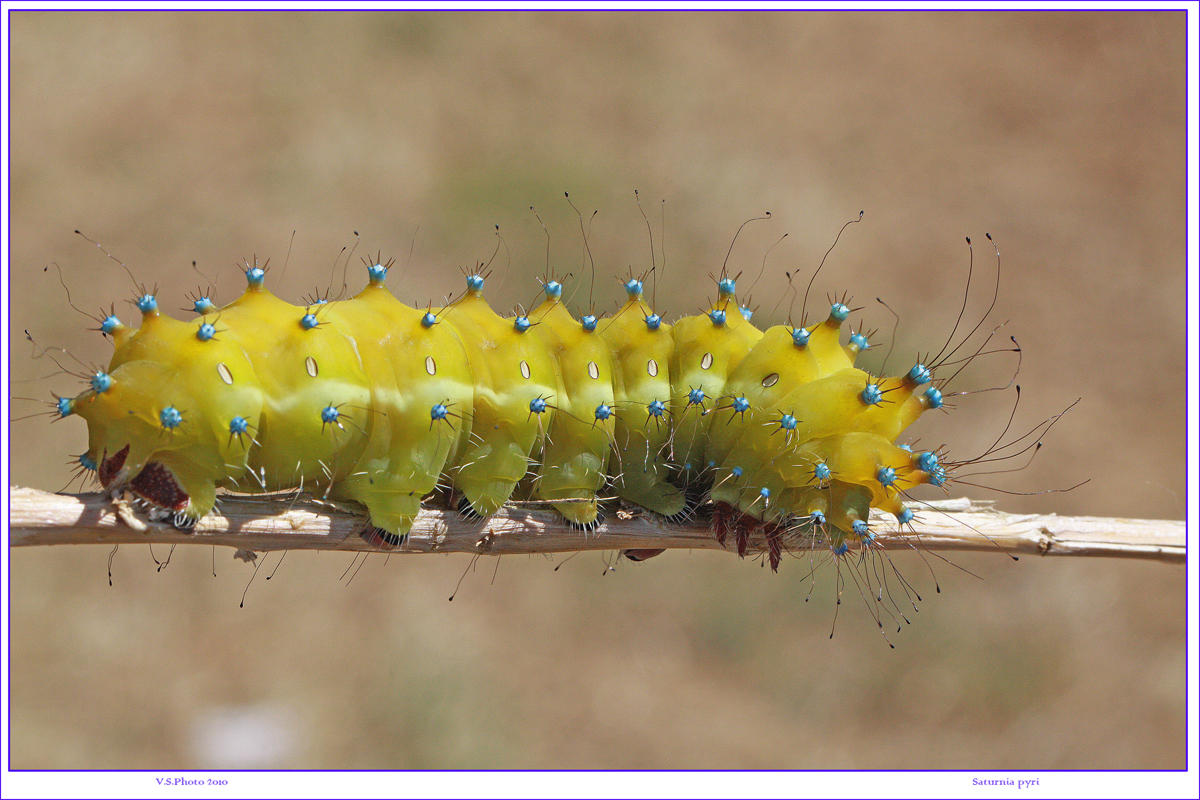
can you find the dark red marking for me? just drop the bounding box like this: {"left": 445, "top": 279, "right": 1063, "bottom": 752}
{"left": 712, "top": 501, "right": 736, "bottom": 547}
{"left": 129, "top": 461, "right": 190, "bottom": 511}
{"left": 98, "top": 445, "right": 129, "bottom": 487}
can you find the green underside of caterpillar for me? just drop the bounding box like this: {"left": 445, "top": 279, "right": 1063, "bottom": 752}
{"left": 62, "top": 262, "right": 948, "bottom": 560}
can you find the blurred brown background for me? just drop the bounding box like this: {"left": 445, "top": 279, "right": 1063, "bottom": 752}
{"left": 7, "top": 11, "right": 1186, "bottom": 770}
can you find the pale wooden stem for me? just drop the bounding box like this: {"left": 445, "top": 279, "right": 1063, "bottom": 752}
{"left": 7, "top": 486, "right": 1186, "bottom": 564}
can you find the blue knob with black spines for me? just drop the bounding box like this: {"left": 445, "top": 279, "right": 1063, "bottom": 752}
{"left": 860, "top": 383, "right": 884, "bottom": 406}
{"left": 876, "top": 466, "right": 896, "bottom": 488}
{"left": 160, "top": 406, "right": 183, "bottom": 429}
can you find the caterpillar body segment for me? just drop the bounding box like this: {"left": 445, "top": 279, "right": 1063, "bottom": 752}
{"left": 666, "top": 281, "right": 764, "bottom": 487}
{"left": 63, "top": 252, "right": 948, "bottom": 560}
{"left": 598, "top": 280, "right": 684, "bottom": 519}
{"left": 528, "top": 289, "right": 616, "bottom": 527}
{"left": 439, "top": 276, "right": 559, "bottom": 517}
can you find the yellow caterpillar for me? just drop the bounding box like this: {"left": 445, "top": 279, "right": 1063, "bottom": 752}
{"left": 57, "top": 239, "right": 952, "bottom": 567}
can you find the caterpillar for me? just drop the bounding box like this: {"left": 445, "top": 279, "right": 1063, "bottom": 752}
{"left": 54, "top": 228, "right": 963, "bottom": 569}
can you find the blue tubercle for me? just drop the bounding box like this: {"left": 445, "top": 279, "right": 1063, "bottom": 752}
{"left": 814, "top": 462, "right": 831, "bottom": 482}
{"left": 923, "top": 387, "right": 944, "bottom": 409}
{"left": 832, "top": 541, "right": 850, "bottom": 556}
{"left": 907, "top": 363, "right": 932, "bottom": 385}
{"left": 466, "top": 274, "right": 485, "bottom": 292}
{"left": 829, "top": 302, "right": 850, "bottom": 322}
{"left": 624, "top": 278, "right": 643, "bottom": 297}
{"left": 245, "top": 266, "right": 265, "bottom": 288}
{"left": 57, "top": 397, "right": 73, "bottom": 417}
{"left": 367, "top": 263, "right": 388, "bottom": 284}
{"left": 927, "top": 464, "right": 947, "bottom": 487}
{"left": 529, "top": 397, "right": 548, "bottom": 414}
{"left": 192, "top": 298, "right": 216, "bottom": 315}
{"left": 791, "top": 327, "right": 810, "bottom": 348}
{"left": 196, "top": 322, "right": 216, "bottom": 342}
{"left": 229, "top": 416, "right": 249, "bottom": 435}
{"left": 300, "top": 313, "right": 319, "bottom": 330}
{"left": 91, "top": 372, "right": 113, "bottom": 394}
{"left": 79, "top": 453, "right": 97, "bottom": 472}
{"left": 717, "top": 277, "right": 736, "bottom": 296}
{"left": 513, "top": 316, "right": 532, "bottom": 333}
{"left": 594, "top": 403, "right": 612, "bottom": 421}
{"left": 647, "top": 399, "right": 666, "bottom": 418}
{"left": 136, "top": 294, "right": 157, "bottom": 314}
{"left": 421, "top": 311, "right": 438, "bottom": 328}
{"left": 430, "top": 403, "right": 448, "bottom": 421}
{"left": 542, "top": 279, "right": 561, "bottom": 299}
{"left": 100, "top": 315, "right": 122, "bottom": 334}
{"left": 160, "top": 406, "right": 183, "bottom": 429}
{"left": 708, "top": 309, "right": 727, "bottom": 326}
{"left": 849, "top": 332, "right": 870, "bottom": 351}
{"left": 739, "top": 306, "right": 753, "bottom": 321}
{"left": 897, "top": 506, "right": 914, "bottom": 525}
{"left": 732, "top": 466, "right": 744, "bottom": 478}
{"left": 732, "top": 396, "right": 750, "bottom": 414}
{"left": 779, "top": 413, "right": 798, "bottom": 431}
{"left": 916, "top": 451, "right": 939, "bottom": 472}
{"left": 808, "top": 511, "right": 826, "bottom": 527}
{"left": 321, "top": 405, "right": 340, "bottom": 424}
{"left": 580, "top": 314, "right": 598, "bottom": 332}
{"left": 860, "top": 383, "right": 884, "bottom": 406}
{"left": 687, "top": 387, "right": 705, "bottom": 406}
{"left": 876, "top": 466, "right": 896, "bottom": 488}
{"left": 644, "top": 313, "right": 662, "bottom": 331}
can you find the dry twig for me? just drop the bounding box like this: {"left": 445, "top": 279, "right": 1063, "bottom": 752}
{"left": 7, "top": 486, "right": 1185, "bottom": 564}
